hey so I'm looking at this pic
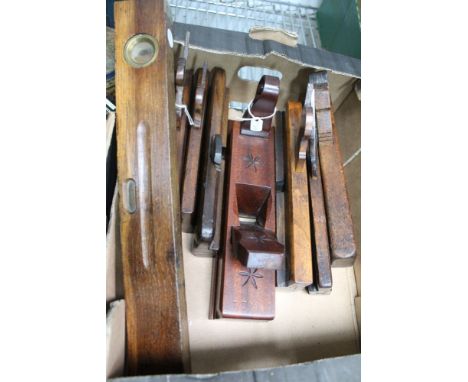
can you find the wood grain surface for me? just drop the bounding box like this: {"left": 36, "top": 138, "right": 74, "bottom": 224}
{"left": 307, "top": 153, "right": 332, "bottom": 294}
{"left": 208, "top": 90, "right": 229, "bottom": 318}
{"left": 275, "top": 190, "right": 288, "bottom": 287}
{"left": 284, "top": 102, "right": 313, "bottom": 287}
{"left": 193, "top": 68, "right": 227, "bottom": 256}
{"left": 114, "top": 0, "right": 189, "bottom": 375}
{"left": 273, "top": 113, "right": 288, "bottom": 287}
{"left": 275, "top": 112, "right": 285, "bottom": 191}
{"left": 210, "top": 88, "right": 229, "bottom": 253}
{"left": 181, "top": 67, "right": 209, "bottom": 232}
{"left": 312, "top": 72, "right": 356, "bottom": 267}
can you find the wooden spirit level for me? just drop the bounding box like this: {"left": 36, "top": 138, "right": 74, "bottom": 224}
{"left": 114, "top": 0, "right": 189, "bottom": 374}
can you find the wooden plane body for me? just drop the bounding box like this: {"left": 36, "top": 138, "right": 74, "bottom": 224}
{"left": 307, "top": 151, "right": 333, "bottom": 294}
{"left": 181, "top": 66, "right": 209, "bottom": 233}
{"left": 176, "top": 69, "right": 193, "bottom": 190}
{"left": 284, "top": 101, "right": 314, "bottom": 287}
{"left": 217, "top": 121, "right": 278, "bottom": 320}
{"left": 312, "top": 72, "right": 357, "bottom": 267}
{"left": 193, "top": 69, "right": 228, "bottom": 256}
{"left": 216, "top": 75, "right": 284, "bottom": 320}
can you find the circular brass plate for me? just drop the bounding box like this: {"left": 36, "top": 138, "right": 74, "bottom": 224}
{"left": 124, "top": 34, "right": 158, "bottom": 68}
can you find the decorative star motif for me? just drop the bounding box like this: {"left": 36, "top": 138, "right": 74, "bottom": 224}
{"left": 239, "top": 268, "right": 263, "bottom": 289}
{"left": 243, "top": 153, "right": 261, "bottom": 172}
{"left": 246, "top": 233, "right": 271, "bottom": 245}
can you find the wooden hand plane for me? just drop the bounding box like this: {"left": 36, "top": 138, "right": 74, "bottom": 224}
{"left": 311, "top": 71, "right": 356, "bottom": 267}
{"left": 114, "top": 0, "right": 189, "bottom": 374}
{"left": 181, "top": 63, "right": 209, "bottom": 232}
{"left": 175, "top": 32, "right": 190, "bottom": 122}
{"left": 193, "top": 68, "right": 228, "bottom": 256}
{"left": 216, "top": 75, "right": 284, "bottom": 320}
{"left": 298, "top": 79, "right": 333, "bottom": 293}
{"left": 302, "top": 78, "right": 332, "bottom": 293}
{"left": 284, "top": 101, "right": 314, "bottom": 287}
{"left": 175, "top": 32, "right": 193, "bottom": 189}
{"left": 273, "top": 112, "right": 288, "bottom": 287}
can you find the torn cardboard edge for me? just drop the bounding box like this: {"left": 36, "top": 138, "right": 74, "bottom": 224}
{"left": 173, "top": 22, "right": 360, "bottom": 78}
{"left": 248, "top": 26, "right": 298, "bottom": 48}
{"left": 172, "top": 22, "right": 359, "bottom": 112}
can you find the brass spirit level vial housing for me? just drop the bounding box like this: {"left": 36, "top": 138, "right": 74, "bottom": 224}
{"left": 123, "top": 34, "right": 158, "bottom": 68}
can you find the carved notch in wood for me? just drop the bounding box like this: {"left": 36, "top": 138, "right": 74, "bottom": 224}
{"left": 312, "top": 71, "right": 356, "bottom": 267}
{"left": 216, "top": 75, "right": 282, "bottom": 320}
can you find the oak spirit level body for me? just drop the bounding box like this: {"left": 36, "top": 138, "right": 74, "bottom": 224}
{"left": 114, "top": 0, "right": 189, "bottom": 375}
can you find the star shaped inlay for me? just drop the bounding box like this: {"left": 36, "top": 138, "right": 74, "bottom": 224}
{"left": 239, "top": 268, "right": 263, "bottom": 289}
{"left": 243, "top": 153, "right": 261, "bottom": 172}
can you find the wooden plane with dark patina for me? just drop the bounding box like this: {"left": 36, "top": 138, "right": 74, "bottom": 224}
{"left": 174, "top": 32, "right": 193, "bottom": 190}
{"left": 311, "top": 71, "right": 356, "bottom": 267}
{"left": 193, "top": 68, "right": 228, "bottom": 256}
{"left": 284, "top": 101, "right": 314, "bottom": 287}
{"left": 181, "top": 64, "right": 209, "bottom": 233}
{"left": 216, "top": 75, "right": 284, "bottom": 320}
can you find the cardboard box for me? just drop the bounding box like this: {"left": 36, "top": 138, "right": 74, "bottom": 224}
{"left": 106, "top": 21, "right": 361, "bottom": 380}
